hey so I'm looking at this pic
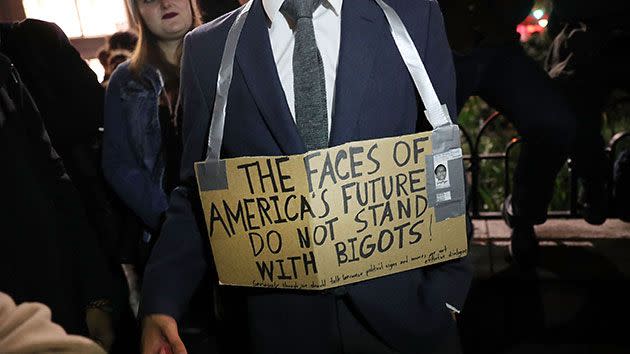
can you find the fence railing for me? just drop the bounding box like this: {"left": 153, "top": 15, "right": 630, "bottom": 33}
{"left": 460, "top": 112, "right": 629, "bottom": 219}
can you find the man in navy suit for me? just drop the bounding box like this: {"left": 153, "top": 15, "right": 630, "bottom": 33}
{"left": 141, "top": 1, "right": 471, "bottom": 353}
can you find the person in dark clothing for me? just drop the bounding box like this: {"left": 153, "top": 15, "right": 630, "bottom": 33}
{"left": 0, "top": 19, "right": 124, "bottom": 267}
{"left": 546, "top": 0, "right": 630, "bottom": 224}
{"left": 0, "top": 19, "right": 140, "bottom": 353}
{"left": 0, "top": 19, "right": 103, "bottom": 148}
{"left": 440, "top": 0, "right": 577, "bottom": 266}
{"left": 0, "top": 52, "right": 113, "bottom": 352}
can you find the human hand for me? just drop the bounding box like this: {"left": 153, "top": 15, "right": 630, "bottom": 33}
{"left": 142, "top": 314, "right": 187, "bottom": 354}
{"left": 85, "top": 307, "right": 114, "bottom": 352}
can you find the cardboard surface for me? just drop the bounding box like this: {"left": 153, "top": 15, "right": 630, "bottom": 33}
{"left": 195, "top": 131, "right": 467, "bottom": 290}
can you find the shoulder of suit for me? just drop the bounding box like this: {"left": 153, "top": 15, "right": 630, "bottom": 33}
{"left": 382, "top": 0, "right": 435, "bottom": 37}
{"left": 185, "top": 6, "right": 242, "bottom": 52}
{"left": 381, "top": 0, "right": 435, "bottom": 26}
{"left": 383, "top": 0, "right": 435, "bottom": 12}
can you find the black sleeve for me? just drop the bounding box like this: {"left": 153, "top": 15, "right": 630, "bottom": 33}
{"left": 140, "top": 32, "right": 214, "bottom": 319}
{"left": 17, "top": 19, "right": 124, "bottom": 264}
{"left": 17, "top": 64, "right": 114, "bottom": 308}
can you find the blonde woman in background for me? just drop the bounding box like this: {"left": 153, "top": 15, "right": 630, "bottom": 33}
{"left": 101, "top": 0, "right": 202, "bottom": 343}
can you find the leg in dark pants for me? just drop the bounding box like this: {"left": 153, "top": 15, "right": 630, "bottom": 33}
{"left": 474, "top": 45, "right": 575, "bottom": 224}
{"left": 555, "top": 75, "right": 611, "bottom": 224}
{"left": 454, "top": 43, "right": 576, "bottom": 264}
{"left": 547, "top": 23, "right": 630, "bottom": 223}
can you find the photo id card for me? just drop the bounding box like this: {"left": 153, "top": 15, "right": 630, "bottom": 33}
{"left": 433, "top": 148, "right": 463, "bottom": 191}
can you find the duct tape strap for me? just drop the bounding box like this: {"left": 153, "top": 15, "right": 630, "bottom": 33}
{"left": 196, "top": 1, "right": 252, "bottom": 191}
{"left": 196, "top": 159, "right": 228, "bottom": 191}
{"left": 376, "top": 0, "right": 464, "bottom": 220}
{"left": 205, "top": 1, "right": 252, "bottom": 163}
{"left": 425, "top": 125, "right": 466, "bottom": 222}
{"left": 374, "top": 0, "right": 451, "bottom": 129}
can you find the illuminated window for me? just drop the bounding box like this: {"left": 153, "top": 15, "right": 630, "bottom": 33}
{"left": 22, "top": 0, "right": 129, "bottom": 39}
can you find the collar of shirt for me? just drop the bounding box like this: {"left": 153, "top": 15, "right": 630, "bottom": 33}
{"left": 262, "top": 0, "right": 342, "bottom": 25}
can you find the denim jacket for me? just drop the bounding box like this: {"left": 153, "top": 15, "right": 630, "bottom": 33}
{"left": 102, "top": 61, "right": 168, "bottom": 233}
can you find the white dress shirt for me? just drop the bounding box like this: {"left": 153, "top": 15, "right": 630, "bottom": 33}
{"left": 262, "top": 0, "right": 343, "bottom": 136}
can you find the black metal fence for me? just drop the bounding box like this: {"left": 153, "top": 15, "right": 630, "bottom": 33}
{"left": 460, "top": 111, "right": 629, "bottom": 220}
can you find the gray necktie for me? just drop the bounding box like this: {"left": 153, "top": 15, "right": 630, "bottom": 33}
{"left": 281, "top": 0, "right": 329, "bottom": 150}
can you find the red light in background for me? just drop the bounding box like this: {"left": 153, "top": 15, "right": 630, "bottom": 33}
{"left": 517, "top": 13, "right": 549, "bottom": 42}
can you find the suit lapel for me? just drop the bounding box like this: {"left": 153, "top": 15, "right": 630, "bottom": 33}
{"left": 329, "top": 0, "right": 383, "bottom": 147}
{"left": 235, "top": 0, "right": 306, "bottom": 155}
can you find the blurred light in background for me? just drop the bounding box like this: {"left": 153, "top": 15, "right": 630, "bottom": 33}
{"left": 22, "top": 0, "right": 82, "bottom": 37}
{"left": 517, "top": 6, "right": 550, "bottom": 42}
{"left": 22, "top": 0, "right": 129, "bottom": 38}
{"left": 86, "top": 58, "right": 105, "bottom": 82}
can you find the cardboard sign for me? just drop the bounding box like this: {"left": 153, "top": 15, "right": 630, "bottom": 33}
{"left": 194, "top": 130, "right": 468, "bottom": 290}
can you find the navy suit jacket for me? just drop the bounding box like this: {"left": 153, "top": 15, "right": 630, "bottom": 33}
{"left": 142, "top": 0, "right": 472, "bottom": 352}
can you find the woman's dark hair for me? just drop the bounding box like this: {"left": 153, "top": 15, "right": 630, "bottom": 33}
{"left": 108, "top": 31, "right": 138, "bottom": 52}
{"left": 97, "top": 48, "right": 110, "bottom": 68}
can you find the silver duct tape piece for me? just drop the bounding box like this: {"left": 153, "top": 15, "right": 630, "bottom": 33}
{"left": 196, "top": 160, "right": 228, "bottom": 191}
{"left": 432, "top": 124, "right": 461, "bottom": 154}
{"left": 426, "top": 125, "right": 466, "bottom": 222}
{"left": 424, "top": 104, "right": 452, "bottom": 130}
{"left": 205, "top": 1, "right": 252, "bottom": 162}
{"left": 375, "top": 0, "right": 451, "bottom": 128}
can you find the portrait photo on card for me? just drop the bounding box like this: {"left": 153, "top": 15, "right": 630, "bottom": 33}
{"left": 434, "top": 163, "right": 450, "bottom": 189}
